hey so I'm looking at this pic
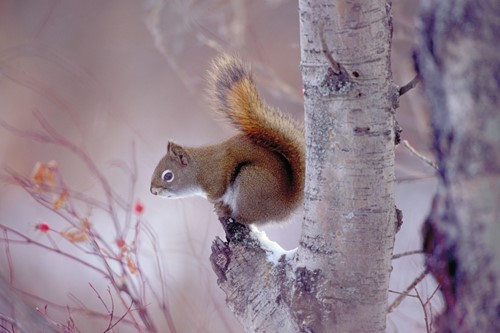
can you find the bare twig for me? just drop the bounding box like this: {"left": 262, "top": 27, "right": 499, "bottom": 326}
{"left": 387, "top": 269, "right": 429, "bottom": 313}
{"left": 140, "top": 220, "right": 178, "bottom": 333}
{"left": 0, "top": 112, "right": 124, "bottom": 235}
{"left": 402, "top": 140, "right": 439, "bottom": 171}
{"left": 65, "top": 306, "right": 81, "bottom": 333}
{"left": 144, "top": 0, "right": 193, "bottom": 91}
{"left": 388, "top": 289, "right": 417, "bottom": 298}
{"left": 415, "top": 283, "right": 440, "bottom": 333}
{"left": 427, "top": 284, "right": 440, "bottom": 329}
{"left": 396, "top": 174, "right": 436, "bottom": 183}
{"left": 87, "top": 284, "right": 133, "bottom": 332}
{"left": 25, "top": 290, "right": 135, "bottom": 327}
{"left": 103, "top": 301, "right": 134, "bottom": 333}
{"left": 37, "top": 305, "right": 78, "bottom": 333}
{"left": 399, "top": 74, "right": 420, "bottom": 96}
{"left": 89, "top": 284, "right": 113, "bottom": 325}
{"left": 392, "top": 250, "right": 423, "bottom": 260}
{"left": 254, "top": 61, "right": 303, "bottom": 104}
{"left": 32, "top": 110, "right": 123, "bottom": 235}
{"left": 113, "top": 142, "right": 138, "bottom": 240}
{"left": 0, "top": 313, "right": 29, "bottom": 333}
{"left": 0, "top": 225, "right": 108, "bottom": 276}
{"left": 415, "top": 288, "right": 431, "bottom": 333}
{"left": 0, "top": 113, "right": 176, "bottom": 332}
{"left": 2, "top": 230, "right": 14, "bottom": 286}
{"left": 319, "top": 24, "right": 340, "bottom": 74}
{"left": 196, "top": 32, "right": 226, "bottom": 54}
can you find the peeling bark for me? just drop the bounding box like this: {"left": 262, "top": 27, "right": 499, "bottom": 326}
{"left": 210, "top": 218, "right": 300, "bottom": 332}
{"left": 210, "top": 1, "right": 397, "bottom": 332}
{"left": 416, "top": 0, "right": 500, "bottom": 332}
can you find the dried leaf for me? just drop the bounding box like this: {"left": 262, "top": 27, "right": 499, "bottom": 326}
{"left": 53, "top": 190, "right": 69, "bottom": 210}
{"left": 81, "top": 218, "right": 92, "bottom": 230}
{"left": 127, "top": 255, "right": 137, "bottom": 275}
{"left": 31, "top": 161, "right": 57, "bottom": 188}
{"left": 60, "top": 229, "right": 89, "bottom": 243}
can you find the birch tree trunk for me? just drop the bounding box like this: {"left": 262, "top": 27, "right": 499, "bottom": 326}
{"left": 210, "top": 1, "right": 398, "bottom": 332}
{"left": 297, "top": 0, "right": 397, "bottom": 331}
{"left": 416, "top": 1, "right": 500, "bottom": 332}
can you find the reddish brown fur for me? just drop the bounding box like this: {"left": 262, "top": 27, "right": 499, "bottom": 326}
{"left": 207, "top": 55, "right": 305, "bottom": 204}
{"left": 151, "top": 55, "right": 305, "bottom": 224}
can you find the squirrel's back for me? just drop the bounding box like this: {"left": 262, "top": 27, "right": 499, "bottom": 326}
{"left": 207, "top": 55, "right": 305, "bottom": 203}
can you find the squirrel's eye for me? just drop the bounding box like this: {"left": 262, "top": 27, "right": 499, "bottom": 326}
{"left": 161, "top": 170, "right": 174, "bottom": 182}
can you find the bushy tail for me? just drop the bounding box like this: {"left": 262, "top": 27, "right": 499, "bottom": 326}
{"left": 207, "top": 54, "right": 305, "bottom": 196}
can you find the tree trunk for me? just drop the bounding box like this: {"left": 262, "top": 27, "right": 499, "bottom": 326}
{"left": 0, "top": 276, "right": 59, "bottom": 333}
{"left": 298, "top": 0, "right": 397, "bottom": 331}
{"left": 210, "top": 1, "right": 398, "bottom": 332}
{"left": 416, "top": 1, "right": 500, "bottom": 332}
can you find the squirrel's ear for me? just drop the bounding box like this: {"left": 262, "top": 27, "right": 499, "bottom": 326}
{"left": 167, "top": 142, "right": 189, "bottom": 166}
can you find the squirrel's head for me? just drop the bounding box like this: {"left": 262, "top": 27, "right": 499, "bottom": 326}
{"left": 150, "top": 142, "right": 201, "bottom": 199}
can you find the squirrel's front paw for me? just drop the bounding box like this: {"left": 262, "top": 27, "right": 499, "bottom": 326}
{"left": 214, "top": 201, "right": 232, "bottom": 218}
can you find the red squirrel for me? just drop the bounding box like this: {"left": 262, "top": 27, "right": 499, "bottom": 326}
{"left": 150, "top": 55, "right": 305, "bottom": 225}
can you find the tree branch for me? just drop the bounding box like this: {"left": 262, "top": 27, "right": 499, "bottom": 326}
{"left": 209, "top": 218, "right": 300, "bottom": 332}
{"left": 398, "top": 74, "right": 419, "bottom": 96}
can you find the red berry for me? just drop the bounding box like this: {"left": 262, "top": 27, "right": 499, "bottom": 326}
{"left": 134, "top": 201, "right": 144, "bottom": 215}
{"left": 36, "top": 223, "right": 50, "bottom": 233}
{"left": 115, "top": 239, "right": 126, "bottom": 248}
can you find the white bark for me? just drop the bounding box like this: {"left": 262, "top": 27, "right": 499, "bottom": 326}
{"left": 297, "top": 0, "right": 397, "bottom": 331}
{"left": 210, "top": 219, "right": 300, "bottom": 332}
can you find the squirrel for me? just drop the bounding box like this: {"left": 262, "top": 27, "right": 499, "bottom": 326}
{"left": 150, "top": 54, "right": 305, "bottom": 225}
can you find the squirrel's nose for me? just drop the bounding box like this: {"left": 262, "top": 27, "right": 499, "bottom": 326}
{"left": 150, "top": 186, "right": 158, "bottom": 195}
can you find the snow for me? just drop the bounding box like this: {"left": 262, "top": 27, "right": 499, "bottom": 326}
{"left": 249, "top": 225, "right": 297, "bottom": 265}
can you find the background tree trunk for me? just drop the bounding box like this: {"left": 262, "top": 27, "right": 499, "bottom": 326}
{"left": 210, "top": 1, "right": 398, "bottom": 332}
{"left": 0, "top": 276, "right": 59, "bottom": 333}
{"left": 416, "top": 0, "right": 500, "bottom": 332}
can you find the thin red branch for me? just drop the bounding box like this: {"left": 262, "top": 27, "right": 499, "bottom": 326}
{"left": 87, "top": 283, "right": 131, "bottom": 332}
{"left": 32, "top": 110, "right": 123, "bottom": 234}
{"left": 84, "top": 237, "right": 143, "bottom": 332}
{"left": 103, "top": 301, "right": 134, "bottom": 333}
{"left": 4, "top": 167, "right": 119, "bottom": 261}
{"left": 0, "top": 313, "right": 29, "bottom": 333}
{"left": 114, "top": 142, "right": 138, "bottom": 240}
{"left": 414, "top": 288, "right": 431, "bottom": 333}
{"left": 89, "top": 284, "right": 112, "bottom": 319}
{"left": 0, "top": 225, "right": 108, "bottom": 276}
{"left": 17, "top": 288, "right": 138, "bottom": 328}
{"left": 2, "top": 230, "right": 14, "bottom": 286}
{"left": 0, "top": 113, "right": 172, "bottom": 332}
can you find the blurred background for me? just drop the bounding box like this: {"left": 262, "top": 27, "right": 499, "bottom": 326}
{"left": 0, "top": 0, "right": 440, "bottom": 332}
